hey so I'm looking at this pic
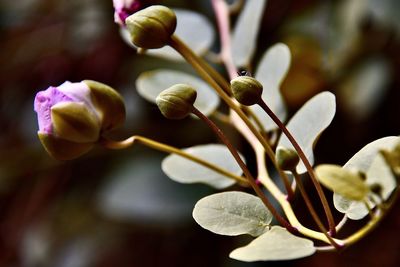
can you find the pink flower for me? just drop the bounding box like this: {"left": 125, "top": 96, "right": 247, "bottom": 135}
{"left": 113, "top": 0, "right": 143, "bottom": 26}
{"left": 34, "top": 80, "right": 125, "bottom": 160}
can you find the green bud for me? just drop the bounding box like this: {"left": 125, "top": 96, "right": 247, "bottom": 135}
{"left": 156, "top": 84, "right": 197, "bottom": 120}
{"left": 51, "top": 102, "right": 101, "bottom": 143}
{"left": 230, "top": 76, "right": 263, "bottom": 106}
{"left": 84, "top": 80, "right": 126, "bottom": 132}
{"left": 125, "top": 5, "right": 177, "bottom": 49}
{"left": 38, "top": 132, "right": 94, "bottom": 161}
{"left": 276, "top": 147, "right": 300, "bottom": 171}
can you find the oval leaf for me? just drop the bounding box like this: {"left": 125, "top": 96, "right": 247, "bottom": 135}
{"left": 232, "top": 0, "right": 267, "bottom": 67}
{"left": 192, "top": 191, "right": 272, "bottom": 237}
{"left": 229, "top": 226, "right": 316, "bottom": 261}
{"left": 162, "top": 144, "right": 243, "bottom": 189}
{"left": 315, "top": 164, "right": 369, "bottom": 201}
{"left": 251, "top": 43, "right": 290, "bottom": 131}
{"left": 277, "top": 92, "right": 336, "bottom": 174}
{"left": 136, "top": 69, "right": 220, "bottom": 116}
{"left": 333, "top": 136, "right": 399, "bottom": 220}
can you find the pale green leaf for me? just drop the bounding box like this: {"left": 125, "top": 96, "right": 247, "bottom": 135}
{"left": 229, "top": 226, "right": 316, "bottom": 261}
{"left": 333, "top": 136, "right": 399, "bottom": 220}
{"left": 315, "top": 164, "right": 369, "bottom": 201}
{"left": 147, "top": 9, "right": 215, "bottom": 60}
{"left": 136, "top": 69, "right": 219, "bottom": 116}
{"left": 382, "top": 142, "right": 400, "bottom": 176}
{"left": 232, "top": 0, "right": 267, "bottom": 67}
{"left": 251, "top": 43, "right": 290, "bottom": 131}
{"left": 119, "top": 9, "right": 214, "bottom": 61}
{"left": 162, "top": 144, "right": 243, "bottom": 189}
{"left": 277, "top": 92, "right": 336, "bottom": 174}
{"left": 192, "top": 191, "right": 272, "bottom": 237}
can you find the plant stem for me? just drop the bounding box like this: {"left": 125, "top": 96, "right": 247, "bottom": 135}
{"left": 254, "top": 145, "right": 343, "bottom": 246}
{"left": 257, "top": 98, "right": 336, "bottom": 236}
{"left": 211, "top": 0, "right": 237, "bottom": 79}
{"left": 191, "top": 106, "right": 296, "bottom": 233}
{"left": 335, "top": 215, "right": 348, "bottom": 233}
{"left": 99, "top": 135, "right": 248, "bottom": 185}
{"left": 337, "top": 187, "right": 399, "bottom": 247}
{"left": 292, "top": 171, "right": 341, "bottom": 249}
{"left": 168, "top": 35, "right": 294, "bottom": 199}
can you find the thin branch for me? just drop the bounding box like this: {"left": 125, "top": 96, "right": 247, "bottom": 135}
{"left": 99, "top": 135, "right": 248, "bottom": 185}
{"left": 257, "top": 98, "right": 336, "bottom": 236}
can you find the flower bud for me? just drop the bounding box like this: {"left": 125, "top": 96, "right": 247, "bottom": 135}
{"left": 125, "top": 5, "right": 177, "bottom": 49}
{"left": 230, "top": 76, "right": 263, "bottom": 106}
{"left": 156, "top": 84, "right": 197, "bottom": 120}
{"left": 276, "top": 146, "right": 299, "bottom": 172}
{"left": 34, "top": 81, "right": 125, "bottom": 160}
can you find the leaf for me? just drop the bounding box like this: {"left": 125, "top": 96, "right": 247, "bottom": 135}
{"left": 232, "top": 0, "right": 267, "bottom": 67}
{"left": 251, "top": 43, "right": 290, "bottom": 131}
{"left": 315, "top": 164, "right": 369, "bottom": 201}
{"left": 192, "top": 191, "right": 272, "bottom": 237}
{"left": 277, "top": 92, "right": 336, "bottom": 174}
{"left": 136, "top": 69, "right": 220, "bottom": 116}
{"left": 119, "top": 9, "right": 215, "bottom": 61}
{"left": 229, "top": 226, "right": 316, "bottom": 262}
{"left": 162, "top": 144, "right": 243, "bottom": 189}
{"left": 147, "top": 9, "right": 215, "bottom": 60}
{"left": 333, "top": 136, "right": 399, "bottom": 220}
{"left": 381, "top": 142, "right": 400, "bottom": 176}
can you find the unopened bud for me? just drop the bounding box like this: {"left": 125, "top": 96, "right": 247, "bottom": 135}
{"left": 156, "top": 84, "right": 197, "bottom": 120}
{"left": 230, "top": 76, "right": 263, "bottom": 106}
{"left": 34, "top": 81, "right": 125, "bottom": 160}
{"left": 276, "top": 147, "right": 299, "bottom": 171}
{"left": 125, "top": 5, "right": 176, "bottom": 49}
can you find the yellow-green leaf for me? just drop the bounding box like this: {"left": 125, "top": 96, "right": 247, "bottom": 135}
{"left": 315, "top": 164, "right": 369, "bottom": 201}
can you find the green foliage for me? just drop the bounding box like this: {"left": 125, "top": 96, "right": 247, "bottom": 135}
{"left": 162, "top": 144, "right": 243, "bottom": 189}
{"left": 251, "top": 43, "right": 290, "bottom": 131}
{"left": 192, "top": 191, "right": 272, "bottom": 237}
{"left": 333, "top": 136, "right": 399, "bottom": 220}
{"left": 229, "top": 226, "right": 316, "bottom": 261}
{"left": 232, "top": 0, "right": 267, "bottom": 67}
{"left": 315, "top": 164, "right": 369, "bottom": 200}
{"left": 277, "top": 92, "right": 336, "bottom": 174}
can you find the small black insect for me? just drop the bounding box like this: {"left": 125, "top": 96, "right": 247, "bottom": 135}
{"left": 237, "top": 70, "right": 252, "bottom": 77}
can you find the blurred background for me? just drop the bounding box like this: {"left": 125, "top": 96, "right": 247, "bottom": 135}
{"left": 0, "top": 0, "right": 399, "bottom": 266}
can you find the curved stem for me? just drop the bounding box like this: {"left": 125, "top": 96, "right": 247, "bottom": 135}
{"left": 257, "top": 98, "right": 336, "bottom": 235}
{"left": 191, "top": 106, "right": 296, "bottom": 233}
{"left": 211, "top": 0, "right": 237, "bottom": 79}
{"left": 344, "top": 186, "right": 400, "bottom": 246}
{"left": 99, "top": 135, "right": 248, "bottom": 185}
{"left": 168, "top": 34, "right": 294, "bottom": 199}
{"left": 292, "top": 171, "right": 341, "bottom": 249}
{"left": 335, "top": 215, "right": 348, "bottom": 233}
{"left": 254, "top": 146, "right": 343, "bottom": 246}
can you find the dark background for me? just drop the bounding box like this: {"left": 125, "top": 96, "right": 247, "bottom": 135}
{"left": 0, "top": 0, "right": 399, "bottom": 266}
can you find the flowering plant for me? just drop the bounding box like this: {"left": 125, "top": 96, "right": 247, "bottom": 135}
{"left": 33, "top": 0, "right": 400, "bottom": 262}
